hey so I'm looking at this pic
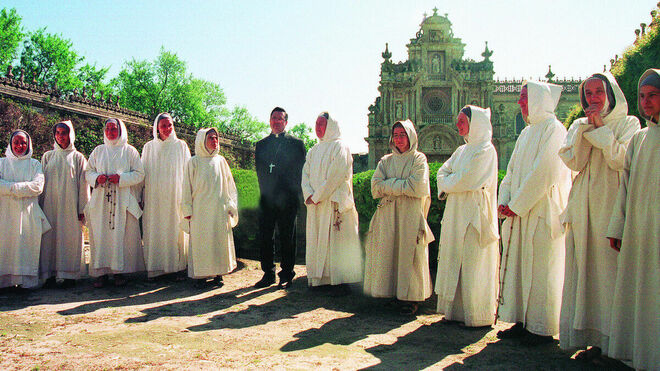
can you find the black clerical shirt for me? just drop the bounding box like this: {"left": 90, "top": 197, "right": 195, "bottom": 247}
{"left": 255, "top": 131, "right": 306, "bottom": 209}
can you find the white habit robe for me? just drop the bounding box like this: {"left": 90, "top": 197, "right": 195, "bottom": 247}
{"left": 181, "top": 128, "right": 238, "bottom": 279}
{"left": 301, "top": 113, "right": 362, "bottom": 287}
{"left": 84, "top": 119, "right": 145, "bottom": 277}
{"left": 435, "top": 106, "right": 500, "bottom": 327}
{"left": 141, "top": 115, "right": 191, "bottom": 278}
{"left": 39, "top": 121, "right": 90, "bottom": 280}
{"left": 364, "top": 119, "right": 434, "bottom": 302}
{"left": 606, "top": 69, "right": 660, "bottom": 370}
{"left": 497, "top": 81, "right": 572, "bottom": 336}
{"left": 559, "top": 73, "right": 640, "bottom": 351}
{"left": 0, "top": 131, "right": 50, "bottom": 288}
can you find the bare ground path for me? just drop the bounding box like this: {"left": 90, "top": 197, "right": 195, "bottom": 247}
{"left": 0, "top": 259, "right": 621, "bottom": 370}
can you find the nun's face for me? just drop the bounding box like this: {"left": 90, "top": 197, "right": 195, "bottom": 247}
{"left": 456, "top": 112, "right": 470, "bottom": 137}
{"left": 392, "top": 126, "right": 410, "bottom": 153}
{"left": 640, "top": 85, "right": 660, "bottom": 119}
{"left": 11, "top": 133, "right": 28, "bottom": 156}
{"left": 315, "top": 116, "right": 327, "bottom": 139}
{"left": 584, "top": 79, "right": 607, "bottom": 111}
{"left": 157, "top": 117, "right": 173, "bottom": 140}
{"left": 55, "top": 125, "right": 71, "bottom": 149}
{"left": 205, "top": 131, "right": 219, "bottom": 152}
{"left": 105, "top": 122, "right": 119, "bottom": 140}
{"left": 518, "top": 86, "right": 529, "bottom": 119}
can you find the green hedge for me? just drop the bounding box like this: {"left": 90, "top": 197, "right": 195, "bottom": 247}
{"left": 210, "top": 163, "right": 509, "bottom": 265}
{"left": 564, "top": 15, "right": 660, "bottom": 128}
{"left": 231, "top": 168, "right": 259, "bottom": 209}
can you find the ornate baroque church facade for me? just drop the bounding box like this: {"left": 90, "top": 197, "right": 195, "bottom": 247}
{"left": 366, "top": 9, "right": 582, "bottom": 169}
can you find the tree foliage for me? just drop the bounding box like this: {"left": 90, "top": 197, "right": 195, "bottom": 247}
{"left": 289, "top": 123, "right": 317, "bottom": 151}
{"left": 564, "top": 14, "right": 660, "bottom": 128}
{"left": 17, "top": 28, "right": 83, "bottom": 91}
{"left": 110, "top": 48, "right": 267, "bottom": 141}
{"left": 77, "top": 63, "right": 110, "bottom": 95}
{"left": 0, "top": 8, "right": 23, "bottom": 72}
{"left": 1, "top": 7, "right": 269, "bottom": 143}
{"left": 111, "top": 49, "right": 189, "bottom": 118}
{"left": 218, "top": 106, "right": 268, "bottom": 142}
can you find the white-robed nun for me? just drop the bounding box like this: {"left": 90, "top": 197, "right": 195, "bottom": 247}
{"left": 363, "top": 119, "right": 434, "bottom": 315}
{"left": 558, "top": 73, "right": 640, "bottom": 357}
{"left": 496, "top": 81, "right": 572, "bottom": 344}
{"left": 302, "top": 112, "right": 362, "bottom": 292}
{"left": 141, "top": 113, "right": 191, "bottom": 279}
{"left": 0, "top": 130, "right": 50, "bottom": 289}
{"left": 39, "top": 120, "right": 90, "bottom": 286}
{"left": 84, "top": 118, "right": 145, "bottom": 287}
{"left": 182, "top": 128, "right": 238, "bottom": 287}
{"left": 606, "top": 69, "right": 660, "bottom": 370}
{"left": 435, "top": 106, "right": 499, "bottom": 327}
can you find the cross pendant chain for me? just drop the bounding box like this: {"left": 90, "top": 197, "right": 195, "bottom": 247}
{"left": 269, "top": 163, "right": 275, "bottom": 173}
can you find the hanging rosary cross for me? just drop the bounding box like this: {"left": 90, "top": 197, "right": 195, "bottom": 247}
{"left": 333, "top": 217, "right": 342, "bottom": 231}
{"left": 106, "top": 191, "right": 112, "bottom": 202}
{"left": 333, "top": 205, "right": 342, "bottom": 231}
{"left": 269, "top": 163, "right": 275, "bottom": 173}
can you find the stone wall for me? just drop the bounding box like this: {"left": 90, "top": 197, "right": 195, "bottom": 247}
{"left": 0, "top": 66, "right": 254, "bottom": 168}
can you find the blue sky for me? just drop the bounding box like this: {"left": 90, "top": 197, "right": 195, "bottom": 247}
{"left": 3, "top": 0, "right": 657, "bottom": 152}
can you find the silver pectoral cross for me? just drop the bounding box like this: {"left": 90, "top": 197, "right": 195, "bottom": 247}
{"left": 269, "top": 163, "right": 275, "bottom": 173}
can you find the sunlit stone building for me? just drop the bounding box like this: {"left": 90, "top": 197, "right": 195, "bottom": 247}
{"left": 366, "top": 9, "right": 582, "bottom": 169}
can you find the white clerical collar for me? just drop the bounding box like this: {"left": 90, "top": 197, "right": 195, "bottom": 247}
{"left": 272, "top": 131, "right": 285, "bottom": 138}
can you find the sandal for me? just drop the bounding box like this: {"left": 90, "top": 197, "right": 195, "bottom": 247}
{"left": 114, "top": 274, "right": 128, "bottom": 287}
{"left": 93, "top": 275, "right": 108, "bottom": 289}
{"left": 400, "top": 302, "right": 419, "bottom": 315}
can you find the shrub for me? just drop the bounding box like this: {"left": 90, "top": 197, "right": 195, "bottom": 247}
{"left": 231, "top": 168, "right": 259, "bottom": 210}
{"left": 230, "top": 168, "right": 261, "bottom": 259}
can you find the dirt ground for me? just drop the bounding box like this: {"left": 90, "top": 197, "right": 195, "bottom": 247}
{"left": 0, "top": 259, "right": 617, "bottom": 370}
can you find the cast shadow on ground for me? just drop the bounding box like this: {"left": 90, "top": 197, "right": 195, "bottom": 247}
{"left": 51, "top": 262, "right": 247, "bottom": 315}
{"left": 124, "top": 282, "right": 282, "bottom": 323}
{"left": 1, "top": 261, "right": 245, "bottom": 313}
{"left": 443, "top": 338, "right": 633, "bottom": 370}
{"left": 360, "top": 321, "right": 491, "bottom": 370}
{"left": 278, "top": 301, "right": 420, "bottom": 352}
{"left": 185, "top": 280, "right": 430, "bottom": 353}
{"left": 0, "top": 275, "right": 186, "bottom": 312}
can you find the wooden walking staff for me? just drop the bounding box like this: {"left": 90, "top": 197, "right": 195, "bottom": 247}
{"left": 494, "top": 215, "right": 515, "bottom": 325}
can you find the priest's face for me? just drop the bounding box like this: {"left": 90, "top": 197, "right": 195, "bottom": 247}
{"left": 584, "top": 79, "right": 607, "bottom": 112}
{"left": 158, "top": 117, "right": 173, "bottom": 140}
{"left": 270, "top": 111, "right": 287, "bottom": 135}
{"left": 205, "top": 131, "right": 219, "bottom": 153}
{"left": 315, "top": 116, "right": 327, "bottom": 139}
{"left": 518, "top": 86, "right": 529, "bottom": 121}
{"left": 55, "top": 125, "right": 71, "bottom": 149}
{"left": 640, "top": 85, "right": 660, "bottom": 121}
{"left": 392, "top": 125, "right": 410, "bottom": 153}
{"left": 105, "top": 121, "right": 120, "bottom": 141}
{"left": 456, "top": 112, "right": 470, "bottom": 137}
{"left": 11, "top": 133, "right": 28, "bottom": 156}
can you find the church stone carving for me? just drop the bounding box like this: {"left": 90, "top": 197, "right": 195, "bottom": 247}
{"left": 366, "top": 10, "right": 582, "bottom": 169}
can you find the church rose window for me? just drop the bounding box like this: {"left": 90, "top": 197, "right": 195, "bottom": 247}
{"left": 423, "top": 90, "right": 449, "bottom": 114}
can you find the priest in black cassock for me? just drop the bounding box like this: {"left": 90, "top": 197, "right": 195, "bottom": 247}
{"left": 254, "top": 107, "right": 306, "bottom": 289}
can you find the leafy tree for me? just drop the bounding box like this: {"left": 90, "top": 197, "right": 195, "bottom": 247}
{"left": 111, "top": 48, "right": 187, "bottom": 117}
{"left": 17, "top": 27, "right": 83, "bottom": 91}
{"left": 289, "top": 122, "right": 317, "bottom": 151}
{"left": 0, "top": 8, "right": 23, "bottom": 71}
{"left": 220, "top": 106, "right": 268, "bottom": 142}
{"left": 175, "top": 77, "right": 229, "bottom": 127}
{"left": 77, "top": 63, "right": 110, "bottom": 95}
